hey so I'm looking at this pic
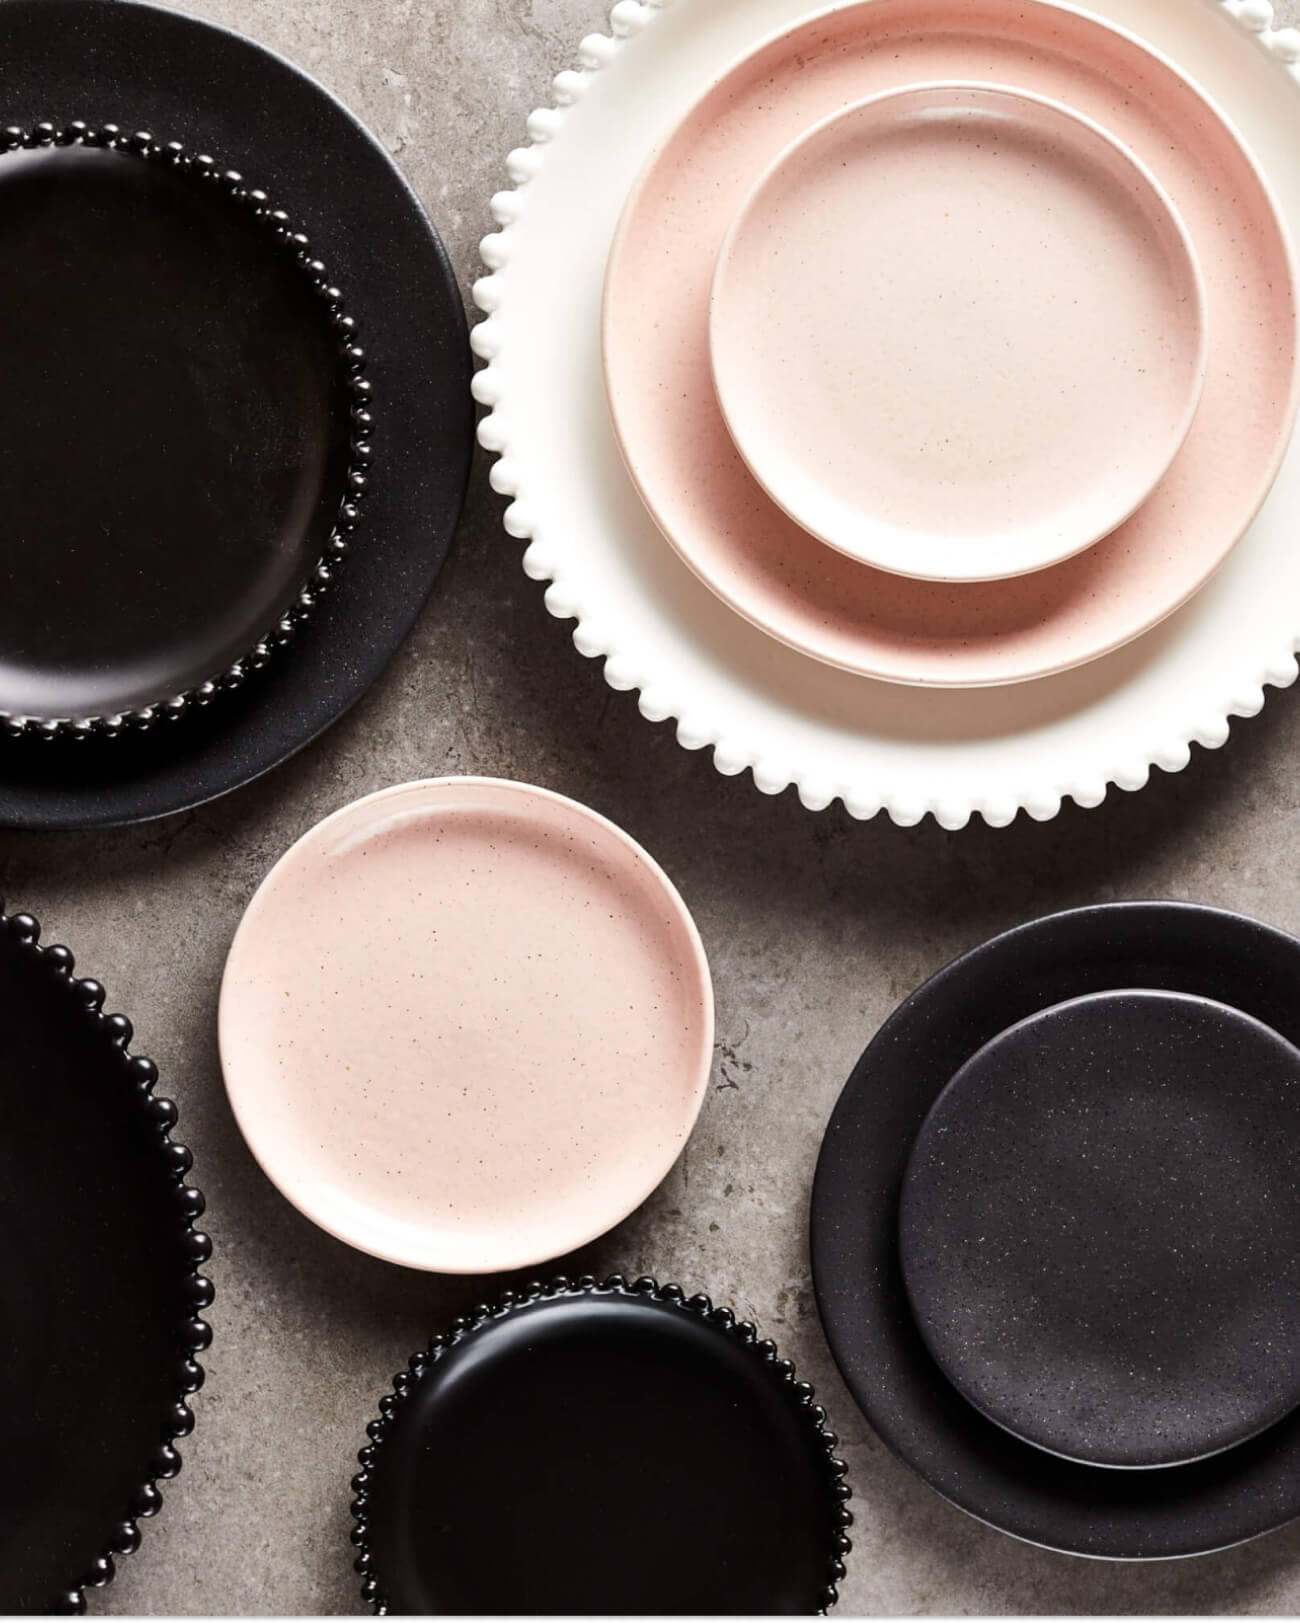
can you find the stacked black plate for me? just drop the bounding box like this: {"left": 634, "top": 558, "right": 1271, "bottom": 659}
{"left": 0, "top": 0, "right": 473, "bottom": 831}
{"left": 811, "top": 902, "right": 1300, "bottom": 1558}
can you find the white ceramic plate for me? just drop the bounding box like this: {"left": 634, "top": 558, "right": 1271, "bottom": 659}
{"left": 709, "top": 82, "right": 1208, "bottom": 583}
{"left": 474, "top": 0, "right": 1300, "bottom": 827}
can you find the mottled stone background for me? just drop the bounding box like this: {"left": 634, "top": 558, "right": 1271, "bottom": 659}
{"left": 3, "top": 0, "right": 1299, "bottom": 1611}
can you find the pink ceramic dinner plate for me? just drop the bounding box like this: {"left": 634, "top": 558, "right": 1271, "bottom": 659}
{"left": 709, "top": 82, "right": 1207, "bottom": 584}
{"left": 602, "top": 0, "right": 1299, "bottom": 687}
{"left": 218, "top": 778, "right": 714, "bottom": 1273}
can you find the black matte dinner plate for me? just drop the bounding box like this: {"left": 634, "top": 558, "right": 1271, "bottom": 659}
{"left": 0, "top": 905, "right": 211, "bottom": 1612}
{"left": 899, "top": 988, "right": 1300, "bottom": 1471}
{"left": 352, "top": 1278, "right": 851, "bottom": 1615}
{"left": 811, "top": 902, "right": 1300, "bottom": 1559}
{"left": 0, "top": 0, "right": 472, "bottom": 828}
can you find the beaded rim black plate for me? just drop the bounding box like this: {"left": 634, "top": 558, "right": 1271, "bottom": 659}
{"left": 0, "top": 0, "right": 472, "bottom": 830}
{"left": 351, "top": 1276, "right": 852, "bottom": 1615}
{"left": 0, "top": 903, "right": 212, "bottom": 1613}
{"left": 0, "top": 120, "right": 369, "bottom": 740}
{"left": 810, "top": 902, "right": 1300, "bottom": 1559}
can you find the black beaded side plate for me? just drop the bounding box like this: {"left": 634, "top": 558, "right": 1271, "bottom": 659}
{"left": 811, "top": 902, "right": 1300, "bottom": 1559}
{"left": 0, "top": 905, "right": 212, "bottom": 1612}
{"left": 0, "top": 0, "right": 472, "bottom": 828}
{"left": 0, "top": 123, "right": 366, "bottom": 739}
{"left": 352, "top": 1277, "right": 852, "bottom": 1615}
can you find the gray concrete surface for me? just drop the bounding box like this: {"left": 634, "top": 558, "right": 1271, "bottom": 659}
{"left": 3, "top": 0, "right": 1300, "bottom": 1611}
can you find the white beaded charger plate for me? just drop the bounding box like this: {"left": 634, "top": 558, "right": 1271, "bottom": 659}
{"left": 474, "top": 0, "right": 1300, "bottom": 829}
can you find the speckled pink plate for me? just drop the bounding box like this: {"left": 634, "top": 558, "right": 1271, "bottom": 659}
{"left": 218, "top": 778, "right": 714, "bottom": 1273}
{"left": 602, "top": 0, "right": 1300, "bottom": 687}
{"left": 709, "top": 82, "right": 1208, "bottom": 584}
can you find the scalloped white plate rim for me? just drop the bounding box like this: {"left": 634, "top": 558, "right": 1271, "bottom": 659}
{"left": 472, "top": 0, "right": 1300, "bottom": 830}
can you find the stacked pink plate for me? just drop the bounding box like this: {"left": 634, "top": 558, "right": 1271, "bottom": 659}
{"left": 474, "top": 0, "right": 1300, "bottom": 826}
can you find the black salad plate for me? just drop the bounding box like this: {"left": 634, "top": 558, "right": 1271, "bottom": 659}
{"left": 899, "top": 988, "right": 1300, "bottom": 1472}
{"left": 352, "top": 1277, "right": 852, "bottom": 1615}
{"left": 0, "top": 906, "right": 211, "bottom": 1612}
{"left": 0, "top": 0, "right": 472, "bottom": 829}
{"left": 810, "top": 902, "right": 1300, "bottom": 1559}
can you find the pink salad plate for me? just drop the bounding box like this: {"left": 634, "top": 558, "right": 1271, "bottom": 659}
{"left": 219, "top": 778, "right": 714, "bottom": 1274}
{"left": 601, "top": 0, "right": 1300, "bottom": 688}
{"left": 708, "top": 81, "right": 1208, "bottom": 585}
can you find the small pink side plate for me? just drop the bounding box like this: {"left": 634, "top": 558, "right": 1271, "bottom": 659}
{"left": 602, "top": 0, "right": 1299, "bottom": 688}
{"left": 218, "top": 778, "right": 714, "bottom": 1274}
{"left": 709, "top": 83, "right": 1207, "bottom": 584}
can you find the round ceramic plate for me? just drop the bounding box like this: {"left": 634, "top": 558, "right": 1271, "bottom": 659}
{"left": 474, "top": 0, "right": 1300, "bottom": 824}
{"left": 0, "top": 124, "right": 363, "bottom": 737}
{"left": 899, "top": 988, "right": 1300, "bottom": 1471}
{"left": 602, "top": 0, "right": 1296, "bottom": 685}
{"left": 219, "top": 779, "right": 714, "bottom": 1274}
{"left": 351, "top": 1277, "right": 850, "bottom": 1614}
{"left": 0, "top": 905, "right": 211, "bottom": 1612}
{"left": 811, "top": 902, "right": 1300, "bottom": 1558}
{"left": 0, "top": 0, "right": 471, "bottom": 830}
{"left": 710, "top": 83, "right": 1207, "bottom": 584}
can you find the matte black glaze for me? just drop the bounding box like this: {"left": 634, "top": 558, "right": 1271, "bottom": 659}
{"left": 810, "top": 902, "right": 1300, "bottom": 1558}
{"left": 0, "top": 0, "right": 472, "bottom": 826}
{"left": 0, "top": 131, "right": 356, "bottom": 731}
{"left": 353, "top": 1278, "right": 851, "bottom": 1615}
{"left": 0, "top": 905, "right": 211, "bottom": 1613}
{"left": 899, "top": 989, "right": 1300, "bottom": 1470}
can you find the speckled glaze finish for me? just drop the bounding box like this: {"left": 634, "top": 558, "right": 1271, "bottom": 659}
{"left": 0, "top": 121, "right": 369, "bottom": 740}
{"left": 601, "top": 0, "right": 1299, "bottom": 686}
{"left": 709, "top": 83, "right": 1207, "bottom": 584}
{"left": 900, "top": 988, "right": 1300, "bottom": 1471}
{"left": 0, "top": 904, "right": 211, "bottom": 1614}
{"left": 219, "top": 778, "right": 713, "bottom": 1273}
{"left": 350, "top": 1276, "right": 851, "bottom": 1615}
{"left": 812, "top": 902, "right": 1300, "bottom": 1558}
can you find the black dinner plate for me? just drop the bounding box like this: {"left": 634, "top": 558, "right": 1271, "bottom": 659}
{"left": 0, "top": 904, "right": 212, "bottom": 1612}
{"left": 352, "top": 1277, "right": 851, "bottom": 1614}
{"left": 898, "top": 988, "right": 1300, "bottom": 1471}
{"left": 0, "top": 0, "right": 472, "bottom": 829}
{"left": 810, "top": 902, "right": 1300, "bottom": 1559}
